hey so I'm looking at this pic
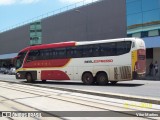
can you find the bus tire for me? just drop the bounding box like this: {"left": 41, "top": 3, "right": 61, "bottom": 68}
{"left": 96, "top": 72, "right": 108, "bottom": 85}
{"left": 110, "top": 81, "right": 118, "bottom": 85}
{"left": 82, "top": 72, "right": 94, "bottom": 85}
{"left": 26, "top": 73, "right": 33, "bottom": 83}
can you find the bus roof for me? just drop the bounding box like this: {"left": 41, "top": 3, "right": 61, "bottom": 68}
{"left": 19, "top": 38, "right": 142, "bottom": 53}
{"left": 76, "top": 37, "right": 142, "bottom": 45}
{"left": 19, "top": 41, "right": 76, "bottom": 53}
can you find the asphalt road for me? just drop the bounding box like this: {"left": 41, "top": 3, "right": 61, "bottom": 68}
{"left": 0, "top": 74, "right": 160, "bottom": 99}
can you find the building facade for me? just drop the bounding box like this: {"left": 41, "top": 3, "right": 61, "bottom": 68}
{"left": 0, "top": 0, "right": 126, "bottom": 67}
{"left": 126, "top": 0, "right": 160, "bottom": 75}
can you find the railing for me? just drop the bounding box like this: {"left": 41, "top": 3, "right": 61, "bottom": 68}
{"left": 0, "top": 0, "right": 100, "bottom": 33}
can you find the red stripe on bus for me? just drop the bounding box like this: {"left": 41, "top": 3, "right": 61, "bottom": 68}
{"left": 23, "top": 59, "right": 70, "bottom": 68}
{"left": 20, "top": 42, "right": 76, "bottom": 53}
{"left": 41, "top": 70, "right": 70, "bottom": 80}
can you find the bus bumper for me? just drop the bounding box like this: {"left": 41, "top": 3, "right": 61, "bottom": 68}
{"left": 16, "top": 72, "right": 25, "bottom": 79}
{"left": 16, "top": 71, "right": 37, "bottom": 80}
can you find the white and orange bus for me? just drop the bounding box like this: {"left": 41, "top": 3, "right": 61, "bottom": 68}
{"left": 15, "top": 38, "right": 146, "bottom": 85}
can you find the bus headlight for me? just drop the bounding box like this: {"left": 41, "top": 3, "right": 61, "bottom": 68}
{"left": 16, "top": 73, "right": 21, "bottom": 78}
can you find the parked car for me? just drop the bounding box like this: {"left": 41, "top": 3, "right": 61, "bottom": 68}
{"left": 0, "top": 67, "right": 9, "bottom": 74}
{"left": 8, "top": 68, "right": 16, "bottom": 75}
{"left": 3, "top": 68, "right": 10, "bottom": 74}
{"left": 0, "top": 67, "right": 5, "bottom": 73}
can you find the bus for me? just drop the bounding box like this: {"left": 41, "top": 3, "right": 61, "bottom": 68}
{"left": 15, "top": 38, "right": 146, "bottom": 85}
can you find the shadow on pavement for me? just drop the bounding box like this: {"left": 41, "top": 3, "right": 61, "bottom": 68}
{"left": 21, "top": 80, "right": 144, "bottom": 87}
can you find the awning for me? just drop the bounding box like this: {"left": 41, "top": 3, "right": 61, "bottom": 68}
{"left": 143, "top": 36, "right": 160, "bottom": 48}
{"left": 0, "top": 53, "right": 18, "bottom": 60}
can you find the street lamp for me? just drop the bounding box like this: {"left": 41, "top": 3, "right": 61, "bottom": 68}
{"left": 75, "top": 9, "right": 88, "bottom": 41}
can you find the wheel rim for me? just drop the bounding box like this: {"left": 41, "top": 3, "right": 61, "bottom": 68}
{"left": 100, "top": 76, "right": 106, "bottom": 81}
{"left": 84, "top": 76, "right": 90, "bottom": 83}
{"left": 82, "top": 73, "right": 93, "bottom": 85}
{"left": 86, "top": 76, "right": 90, "bottom": 81}
{"left": 97, "top": 73, "right": 108, "bottom": 85}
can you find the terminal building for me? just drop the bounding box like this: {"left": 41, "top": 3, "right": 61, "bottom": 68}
{"left": 0, "top": 0, "right": 160, "bottom": 75}
{"left": 0, "top": 0, "right": 126, "bottom": 67}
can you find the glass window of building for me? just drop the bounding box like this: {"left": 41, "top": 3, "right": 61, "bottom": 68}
{"left": 127, "top": 0, "right": 138, "bottom": 3}
{"left": 143, "top": 9, "right": 160, "bottom": 23}
{"left": 141, "top": 31, "right": 148, "bottom": 37}
{"left": 132, "top": 32, "right": 141, "bottom": 37}
{"left": 127, "top": 0, "right": 142, "bottom": 15}
{"left": 127, "top": 0, "right": 160, "bottom": 37}
{"left": 127, "top": 13, "right": 142, "bottom": 26}
{"left": 142, "top": 0, "right": 160, "bottom": 11}
{"left": 148, "top": 30, "right": 159, "bottom": 36}
{"left": 30, "top": 20, "right": 42, "bottom": 46}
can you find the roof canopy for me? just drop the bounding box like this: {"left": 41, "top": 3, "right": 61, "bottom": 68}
{"left": 0, "top": 53, "right": 17, "bottom": 60}
{"left": 143, "top": 36, "right": 160, "bottom": 48}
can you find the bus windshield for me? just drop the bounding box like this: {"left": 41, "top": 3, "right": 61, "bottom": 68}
{"left": 16, "top": 52, "right": 27, "bottom": 69}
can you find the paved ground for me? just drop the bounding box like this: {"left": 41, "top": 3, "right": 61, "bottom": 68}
{"left": 0, "top": 81, "right": 159, "bottom": 120}
{"left": 0, "top": 74, "right": 160, "bottom": 99}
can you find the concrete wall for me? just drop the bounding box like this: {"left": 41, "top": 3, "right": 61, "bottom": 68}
{"left": 0, "top": 0, "right": 126, "bottom": 55}
{"left": 0, "top": 25, "right": 30, "bottom": 54}
{"left": 42, "top": 0, "right": 126, "bottom": 44}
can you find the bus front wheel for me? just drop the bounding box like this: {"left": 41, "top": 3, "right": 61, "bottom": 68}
{"left": 96, "top": 73, "right": 108, "bottom": 85}
{"left": 82, "top": 72, "right": 94, "bottom": 85}
{"left": 26, "top": 73, "right": 33, "bottom": 83}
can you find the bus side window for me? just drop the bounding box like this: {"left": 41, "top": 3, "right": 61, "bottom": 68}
{"left": 100, "top": 44, "right": 106, "bottom": 56}
{"left": 42, "top": 49, "right": 52, "bottom": 60}
{"left": 82, "top": 45, "right": 93, "bottom": 57}
{"left": 110, "top": 43, "right": 116, "bottom": 56}
{"left": 39, "top": 50, "right": 46, "bottom": 60}
{"left": 100, "top": 43, "right": 116, "bottom": 56}
{"left": 27, "top": 50, "right": 40, "bottom": 62}
{"left": 117, "top": 42, "right": 125, "bottom": 55}
{"left": 93, "top": 45, "right": 100, "bottom": 57}
{"left": 66, "top": 47, "right": 76, "bottom": 58}
{"left": 74, "top": 46, "right": 83, "bottom": 58}
{"left": 116, "top": 41, "right": 131, "bottom": 55}
{"left": 52, "top": 49, "right": 58, "bottom": 59}
{"left": 48, "top": 49, "right": 54, "bottom": 59}
{"left": 55, "top": 48, "right": 66, "bottom": 59}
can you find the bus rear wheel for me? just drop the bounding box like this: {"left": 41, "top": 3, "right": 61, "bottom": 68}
{"left": 96, "top": 73, "right": 108, "bottom": 85}
{"left": 26, "top": 73, "right": 33, "bottom": 83}
{"left": 82, "top": 72, "right": 94, "bottom": 85}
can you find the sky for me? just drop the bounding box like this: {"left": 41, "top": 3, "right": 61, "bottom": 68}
{"left": 0, "top": 0, "right": 94, "bottom": 32}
